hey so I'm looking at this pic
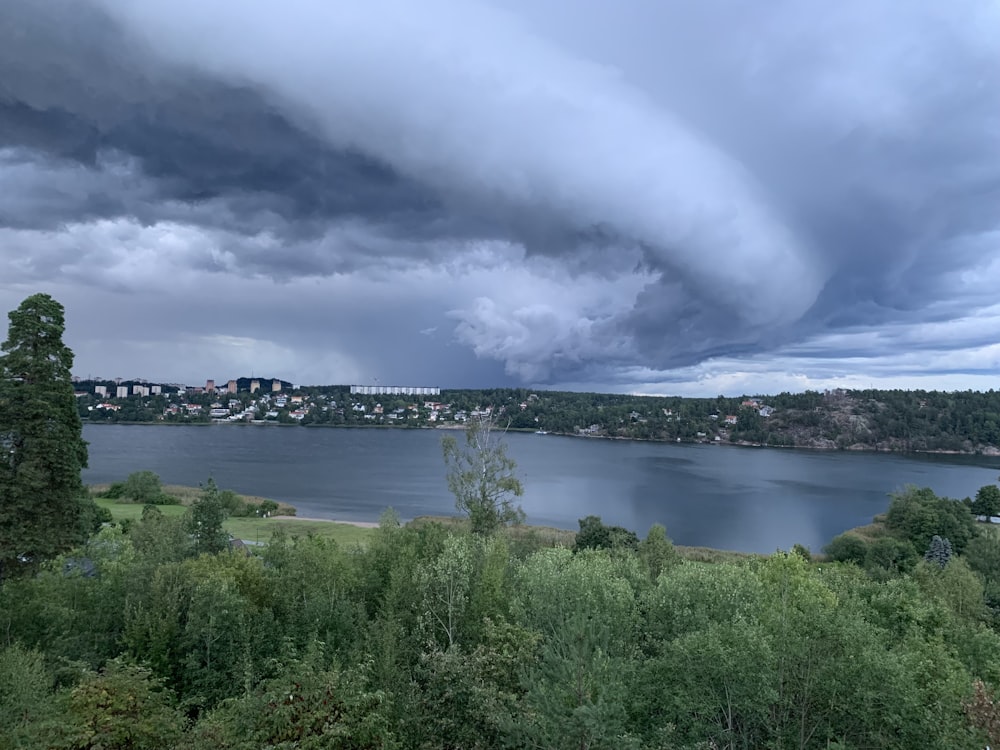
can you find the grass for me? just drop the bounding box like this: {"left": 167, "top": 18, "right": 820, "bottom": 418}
{"left": 94, "top": 497, "right": 376, "bottom": 547}
{"left": 89, "top": 483, "right": 297, "bottom": 515}
{"left": 93, "top": 485, "right": 755, "bottom": 558}
{"left": 410, "top": 515, "right": 579, "bottom": 549}
{"left": 224, "top": 517, "right": 375, "bottom": 546}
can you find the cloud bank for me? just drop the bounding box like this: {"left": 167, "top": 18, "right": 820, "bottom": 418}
{"left": 0, "top": 0, "right": 997, "bottom": 392}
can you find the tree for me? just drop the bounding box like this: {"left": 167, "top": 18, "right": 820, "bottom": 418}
{"left": 574, "top": 515, "right": 639, "bottom": 553}
{"left": 52, "top": 659, "right": 188, "bottom": 750}
{"left": 186, "top": 479, "right": 230, "bottom": 555}
{"left": 823, "top": 532, "right": 869, "bottom": 565}
{"left": 884, "top": 485, "right": 976, "bottom": 553}
{"left": 0, "top": 293, "right": 89, "bottom": 579}
{"left": 972, "top": 484, "right": 1000, "bottom": 518}
{"left": 924, "top": 535, "right": 953, "bottom": 569}
{"left": 639, "top": 524, "right": 679, "bottom": 580}
{"left": 442, "top": 414, "right": 524, "bottom": 535}
{"left": 122, "top": 470, "right": 166, "bottom": 505}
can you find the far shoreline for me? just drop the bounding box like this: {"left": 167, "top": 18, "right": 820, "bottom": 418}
{"left": 82, "top": 420, "right": 1000, "bottom": 460}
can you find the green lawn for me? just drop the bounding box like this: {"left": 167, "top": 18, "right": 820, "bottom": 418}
{"left": 96, "top": 498, "right": 376, "bottom": 547}
{"left": 224, "top": 517, "right": 374, "bottom": 546}
{"left": 96, "top": 497, "right": 187, "bottom": 520}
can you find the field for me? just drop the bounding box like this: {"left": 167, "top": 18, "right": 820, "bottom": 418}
{"left": 93, "top": 496, "right": 376, "bottom": 547}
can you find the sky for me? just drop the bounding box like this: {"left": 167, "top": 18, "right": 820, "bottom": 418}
{"left": 1, "top": 0, "right": 998, "bottom": 396}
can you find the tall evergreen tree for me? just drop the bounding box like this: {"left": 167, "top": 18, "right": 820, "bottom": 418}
{"left": 0, "top": 293, "right": 88, "bottom": 579}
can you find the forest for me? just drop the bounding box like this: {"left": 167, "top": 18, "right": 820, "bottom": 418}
{"left": 6, "top": 485, "right": 1000, "bottom": 749}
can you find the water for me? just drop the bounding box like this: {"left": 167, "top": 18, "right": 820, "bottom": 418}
{"left": 81, "top": 425, "right": 1000, "bottom": 553}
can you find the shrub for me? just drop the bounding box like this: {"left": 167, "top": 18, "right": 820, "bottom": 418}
{"left": 824, "top": 532, "right": 869, "bottom": 565}
{"left": 120, "top": 471, "right": 179, "bottom": 505}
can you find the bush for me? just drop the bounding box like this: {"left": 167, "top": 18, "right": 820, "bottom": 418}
{"left": 218, "top": 489, "right": 248, "bottom": 516}
{"left": 120, "top": 471, "right": 179, "bottom": 505}
{"left": 574, "top": 515, "right": 639, "bottom": 552}
{"left": 824, "top": 532, "right": 869, "bottom": 565}
{"left": 100, "top": 482, "right": 126, "bottom": 499}
{"left": 256, "top": 499, "right": 279, "bottom": 517}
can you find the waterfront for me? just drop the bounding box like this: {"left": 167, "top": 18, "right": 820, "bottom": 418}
{"left": 82, "top": 425, "right": 1000, "bottom": 553}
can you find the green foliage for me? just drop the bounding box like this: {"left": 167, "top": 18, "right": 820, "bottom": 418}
{"left": 186, "top": 479, "right": 230, "bottom": 555}
{"left": 884, "top": 485, "right": 976, "bottom": 553}
{"left": 51, "top": 659, "right": 188, "bottom": 750}
{"left": 964, "top": 534, "right": 1000, "bottom": 612}
{"left": 192, "top": 649, "right": 396, "bottom": 750}
{"left": 120, "top": 470, "right": 179, "bottom": 505}
{"left": 824, "top": 531, "right": 869, "bottom": 564}
{"left": 924, "top": 534, "right": 954, "bottom": 569}
{"left": 791, "top": 542, "right": 812, "bottom": 561}
{"left": 100, "top": 481, "right": 127, "bottom": 499}
{"left": 256, "top": 498, "right": 279, "bottom": 516}
{"left": 0, "top": 643, "right": 56, "bottom": 749}
{"left": 442, "top": 416, "right": 524, "bottom": 535}
{"left": 973, "top": 484, "right": 1000, "bottom": 517}
{"left": 4, "top": 473, "right": 999, "bottom": 749}
{"left": 129, "top": 505, "right": 192, "bottom": 564}
{"left": 638, "top": 523, "right": 679, "bottom": 580}
{"left": 0, "top": 293, "right": 89, "bottom": 579}
{"left": 863, "top": 535, "right": 919, "bottom": 580}
{"left": 573, "top": 515, "right": 640, "bottom": 553}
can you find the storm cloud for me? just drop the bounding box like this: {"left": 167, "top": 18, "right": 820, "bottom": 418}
{"left": 1, "top": 0, "right": 997, "bottom": 392}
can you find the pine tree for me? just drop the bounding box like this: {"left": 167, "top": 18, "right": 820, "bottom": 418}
{"left": 924, "top": 534, "right": 953, "bottom": 569}
{"left": 0, "top": 294, "right": 89, "bottom": 579}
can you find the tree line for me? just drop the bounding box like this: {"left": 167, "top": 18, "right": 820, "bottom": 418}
{"left": 7, "top": 489, "right": 1000, "bottom": 748}
{"left": 79, "top": 378, "right": 1000, "bottom": 454}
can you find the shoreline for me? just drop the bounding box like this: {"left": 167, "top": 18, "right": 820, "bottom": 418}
{"left": 82, "top": 420, "right": 1000, "bottom": 459}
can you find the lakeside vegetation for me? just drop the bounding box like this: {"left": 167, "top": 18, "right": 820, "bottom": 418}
{"left": 77, "top": 380, "right": 1000, "bottom": 455}
{"left": 7, "top": 483, "right": 1000, "bottom": 748}
{"left": 9, "top": 293, "right": 1000, "bottom": 747}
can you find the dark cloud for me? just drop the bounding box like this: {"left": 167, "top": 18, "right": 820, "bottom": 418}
{"left": 1, "top": 0, "right": 998, "bottom": 391}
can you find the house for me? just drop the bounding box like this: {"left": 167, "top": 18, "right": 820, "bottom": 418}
{"left": 724, "top": 415, "right": 738, "bottom": 425}
{"left": 759, "top": 406, "right": 775, "bottom": 418}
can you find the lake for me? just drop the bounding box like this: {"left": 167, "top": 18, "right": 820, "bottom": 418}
{"left": 81, "top": 424, "right": 1000, "bottom": 553}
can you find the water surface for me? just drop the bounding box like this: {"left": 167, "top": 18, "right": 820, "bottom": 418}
{"left": 82, "top": 425, "right": 1000, "bottom": 553}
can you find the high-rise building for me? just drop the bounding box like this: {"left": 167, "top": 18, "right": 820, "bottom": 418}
{"left": 151, "top": 385, "right": 162, "bottom": 395}
{"left": 350, "top": 385, "right": 441, "bottom": 396}
{"left": 116, "top": 386, "right": 129, "bottom": 398}
{"left": 227, "top": 380, "right": 237, "bottom": 394}
{"left": 250, "top": 379, "right": 260, "bottom": 393}
{"left": 94, "top": 385, "right": 107, "bottom": 397}
{"left": 272, "top": 380, "right": 282, "bottom": 392}
{"left": 206, "top": 379, "right": 215, "bottom": 393}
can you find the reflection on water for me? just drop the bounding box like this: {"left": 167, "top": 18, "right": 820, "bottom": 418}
{"left": 82, "top": 425, "right": 1000, "bottom": 553}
